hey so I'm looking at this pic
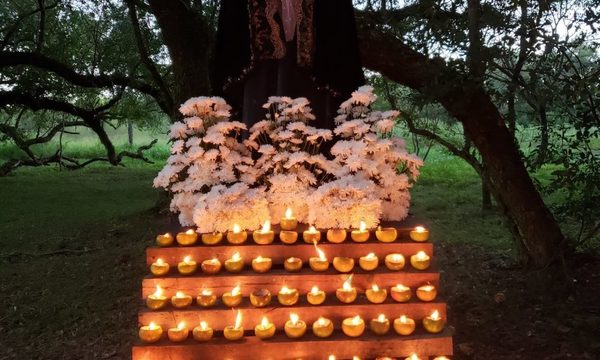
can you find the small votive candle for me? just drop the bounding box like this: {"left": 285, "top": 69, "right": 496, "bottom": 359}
{"left": 384, "top": 253, "right": 406, "bottom": 271}
{"left": 146, "top": 285, "right": 167, "bottom": 310}
{"left": 201, "top": 231, "right": 223, "bottom": 245}
{"left": 176, "top": 229, "right": 197, "bottom": 246}
{"left": 350, "top": 221, "right": 369, "bottom": 242}
{"left": 226, "top": 224, "right": 247, "bottom": 244}
{"left": 222, "top": 285, "right": 242, "bottom": 307}
{"left": 254, "top": 316, "right": 276, "bottom": 339}
{"left": 251, "top": 256, "right": 272, "bottom": 273}
{"left": 249, "top": 288, "right": 272, "bottom": 307}
{"left": 167, "top": 321, "right": 189, "bottom": 342}
{"left": 342, "top": 315, "right": 365, "bottom": 337}
{"left": 307, "top": 285, "right": 326, "bottom": 305}
{"left": 284, "top": 257, "right": 303, "bottom": 272}
{"left": 370, "top": 314, "right": 390, "bottom": 335}
{"left": 156, "top": 232, "right": 174, "bottom": 247}
{"left": 280, "top": 208, "right": 298, "bottom": 231}
{"left": 375, "top": 226, "right": 397, "bottom": 242}
{"left": 409, "top": 226, "right": 429, "bottom": 242}
{"left": 433, "top": 357, "right": 451, "bottom": 360}
{"left": 423, "top": 310, "right": 445, "bottom": 333}
{"left": 410, "top": 251, "right": 431, "bottom": 270}
{"left": 150, "top": 258, "right": 170, "bottom": 276}
{"left": 192, "top": 321, "right": 213, "bottom": 342}
{"left": 171, "top": 291, "right": 193, "bottom": 308}
{"left": 391, "top": 284, "right": 412, "bottom": 302}
{"left": 394, "top": 315, "right": 416, "bottom": 335}
{"left": 326, "top": 229, "right": 347, "bottom": 243}
{"left": 312, "top": 317, "right": 334, "bottom": 338}
{"left": 253, "top": 220, "right": 274, "bottom": 244}
{"left": 358, "top": 252, "right": 379, "bottom": 271}
{"left": 365, "top": 284, "right": 387, "bottom": 304}
{"left": 309, "top": 243, "right": 329, "bottom": 272}
{"left": 278, "top": 286, "right": 299, "bottom": 306}
{"left": 196, "top": 289, "right": 217, "bottom": 307}
{"left": 280, "top": 230, "right": 298, "bottom": 244}
{"left": 224, "top": 252, "right": 244, "bottom": 273}
{"left": 333, "top": 256, "right": 354, "bottom": 273}
{"left": 303, "top": 225, "right": 321, "bottom": 243}
{"left": 284, "top": 313, "right": 306, "bottom": 338}
{"left": 336, "top": 275, "right": 357, "bottom": 304}
{"left": 177, "top": 255, "right": 197, "bottom": 275}
{"left": 405, "top": 354, "right": 423, "bottom": 360}
{"left": 201, "top": 258, "right": 222, "bottom": 274}
{"left": 416, "top": 284, "right": 437, "bottom": 302}
{"left": 139, "top": 322, "right": 163, "bottom": 343}
{"left": 223, "top": 310, "right": 244, "bottom": 341}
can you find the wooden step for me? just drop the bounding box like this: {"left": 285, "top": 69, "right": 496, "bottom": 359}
{"left": 132, "top": 329, "right": 453, "bottom": 360}
{"left": 138, "top": 297, "right": 447, "bottom": 329}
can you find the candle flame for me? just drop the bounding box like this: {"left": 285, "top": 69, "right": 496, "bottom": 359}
{"left": 420, "top": 284, "right": 435, "bottom": 291}
{"left": 209, "top": 257, "right": 219, "bottom": 264}
{"left": 351, "top": 315, "right": 361, "bottom": 325}
{"left": 261, "top": 220, "right": 271, "bottom": 233}
{"left": 416, "top": 251, "right": 429, "bottom": 260}
{"left": 317, "top": 317, "right": 327, "bottom": 326}
{"left": 409, "top": 354, "right": 420, "bottom": 360}
{"left": 156, "top": 258, "right": 164, "bottom": 265}
{"left": 285, "top": 208, "right": 293, "bottom": 219}
{"left": 175, "top": 291, "right": 185, "bottom": 298}
{"left": 280, "top": 285, "right": 292, "bottom": 294}
{"left": 153, "top": 285, "right": 163, "bottom": 297}
{"left": 261, "top": 316, "right": 269, "bottom": 328}
{"left": 430, "top": 310, "right": 440, "bottom": 320}
{"left": 371, "top": 283, "right": 380, "bottom": 291}
{"left": 328, "top": 356, "right": 336, "bottom": 360}
{"left": 400, "top": 315, "right": 408, "bottom": 323}
{"left": 183, "top": 255, "right": 192, "bottom": 263}
{"left": 163, "top": 232, "right": 171, "bottom": 237}
{"left": 148, "top": 322, "right": 158, "bottom": 330}
{"left": 359, "top": 221, "right": 366, "bottom": 231}
{"left": 342, "top": 274, "right": 354, "bottom": 290}
{"left": 395, "top": 284, "right": 409, "bottom": 291}
{"left": 177, "top": 321, "right": 186, "bottom": 330}
{"left": 231, "top": 285, "right": 241, "bottom": 296}
{"left": 290, "top": 313, "right": 299, "bottom": 325}
{"left": 201, "top": 288, "right": 212, "bottom": 296}
{"left": 185, "top": 229, "right": 195, "bottom": 235}
{"left": 233, "top": 223, "right": 241, "bottom": 233}
{"left": 231, "top": 252, "right": 241, "bottom": 261}
{"left": 377, "top": 314, "right": 386, "bottom": 322}
{"left": 234, "top": 310, "right": 242, "bottom": 329}
{"left": 415, "top": 226, "right": 426, "bottom": 233}
{"left": 353, "top": 357, "right": 361, "bottom": 360}
{"left": 200, "top": 321, "right": 208, "bottom": 330}
{"left": 313, "top": 242, "right": 326, "bottom": 260}
{"left": 365, "top": 252, "right": 376, "bottom": 260}
{"left": 308, "top": 225, "right": 317, "bottom": 233}
{"left": 390, "top": 253, "right": 403, "bottom": 262}
{"left": 310, "top": 285, "right": 320, "bottom": 294}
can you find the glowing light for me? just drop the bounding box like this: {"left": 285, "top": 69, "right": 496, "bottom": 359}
{"left": 201, "top": 288, "right": 212, "bottom": 295}
{"left": 365, "top": 252, "right": 376, "bottom": 260}
{"left": 430, "top": 310, "right": 440, "bottom": 320}
{"left": 350, "top": 315, "right": 362, "bottom": 325}
{"left": 148, "top": 322, "right": 158, "bottom": 330}
{"left": 280, "top": 285, "right": 293, "bottom": 294}
{"left": 177, "top": 321, "right": 186, "bottom": 330}
{"left": 156, "top": 258, "right": 165, "bottom": 265}
{"left": 310, "top": 286, "right": 320, "bottom": 294}
{"left": 290, "top": 313, "right": 299, "bottom": 325}
{"left": 152, "top": 285, "right": 163, "bottom": 297}
{"left": 313, "top": 242, "right": 326, "bottom": 260}
{"left": 415, "top": 251, "right": 429, "bottom": 260}
{"left": 415, "top": 226, "right": 426, "bottom": 233}
{"left": 317, "top": 317, "right": 328, "bottom": 326}
{"left": 372, "top": 284, "right": 380, "bottom": 291}
{"left": 231, "top": 252, "right": 241, "bottom": 261}
{"left": 234, "top": 310, "right": 242, "bottom": 329}
{"left": 185, "top": 229, "right": 194, "bottom": 235}
{"left": 377, "top": 314, "right": 386, "bottom": 322}
{"left": 175, "top": 291, "right": 185, "bottom": 298}
{"left": 232, "top": 223, "right": 241, "bottom": 233}
{"left": 400, "top": 315, "right": 408, "bottom": 323}
{"left": 285, "top": 208, "right": 293, "bottom": 219}
{"left": 390, "top": 254, "right": 403, "bottom": 262}
{"left": 359, "top": 221, "right": 366, "bottom": 231}
{"left": 395, "top": 284, "right": 410, "bottom": 291}
{"left": 342, "top": 275, "right": 354, "bottom": 291}
{"left": 308, "top": 225, "right": 318, "bottom": 233}
{"left": 183, "top": 255, "right": 192, "bottom": 263}
{"left": 261, "top": 220, "right": 271, "bottom": 233}
{"left": 261, "top": 316, "right": 269, "bottom": 328}
{"left": 231, "top": 285, "right": 241, "bottom": 296}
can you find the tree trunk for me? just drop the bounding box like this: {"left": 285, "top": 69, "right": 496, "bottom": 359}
{"left": 482, "top": 180, "right": 492, "bottom": 210}
{"left": 127, "top": 120, "right": 134, "bottom": 147}
{"left": 357, "top": 25, "right": 566, "bottom": 267}
{"left": 536, "top": 105, "right": 549, "bottom": 166}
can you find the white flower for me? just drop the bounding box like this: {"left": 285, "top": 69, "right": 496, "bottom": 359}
{"left": 169, "top": 122, "right": 189, "bottom": 139}
{"left": 184, "top": 116, "right": 205, "bottom": 132}
{"left": 171, "top": 140, "right": 185, "bottom": 154}
{"left": 375, "top": 119, "right": 395, "bottom": 133}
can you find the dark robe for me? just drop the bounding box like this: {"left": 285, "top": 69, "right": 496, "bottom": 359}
{"left": 212, "top": 0, "right": 365, "bottom": 130}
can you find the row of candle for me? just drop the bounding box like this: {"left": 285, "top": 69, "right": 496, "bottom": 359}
{"left": 139, "top": 310, "right": 445, "bottom": 343}
{"left": 150, "top": 250, "right": 431, "bottom": 276}
{"left": 146, "top": 281, "right": 437, "bottom": 310}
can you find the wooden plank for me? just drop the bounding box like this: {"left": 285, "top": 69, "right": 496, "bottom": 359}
{"left": 138, "top": 298, "right": 447, "bottom": 329}
{"left": 141, "top": 268, "right": 440, "bottom": 298}
{"left": 132, "top": 329, "right": 453, "bottom": 360}
{"left": 146, "top": 241, "right": 434, "bottom": 266}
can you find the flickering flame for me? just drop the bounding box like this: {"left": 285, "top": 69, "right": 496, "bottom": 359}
{"left": 365, "top": 252, "right": 376, "bottom": 260}
{"left": 290, "top": 313, "right": 299, "bottom": 325}
{"left": 183, "top": 255, "right": 192, "bottom": 263}
{"left": 415, "top": 226, "right": 426, "bottom": 233}
{"left": 409, "top": 354, "right": 420, "bottom": 360}
{"left": 231, "top": 285, "right": 241, "bottom": 296}
{"left": 152, "top": 285, "right": 163, "bottom": 297}
{"left": 177, "top": 321, "right": 186, "bottom": 330}
{"left": 201, "top": 288, "right": 212, "bottom": 296}
{"left": 342, "top": 275, "right": 354, "bottom": 291}
{"left": 163, "top": 232, "right": 171, "bottom": 237}
{"left": 328, "top": 356, "right": 336, "bottom": 360}
{"left": 400, "top": 315, "right": 408, "bottom": 323}
{"left": 261, "top": 220, "right": 271, "bottom": 233}
{"left": 208, "top": 257, "right": 219, "bottom": 264}
{"left": 415, "top": 251, "right": 429, "bottom": 260}
{"left": 353, "top": 357, "right": 361, "bottom": 360}
{"left": 261, "top": 316, "right": 269, "bottom": 328}
{"left": 280, "top": 285, "right": 293, "bottom": 294}
{"left": 148, "top": 322, "right": 158, "bottom": 330}
{"left": 430, "top": 310, "right": 440, "bottom": 320}
{"left": 255, "top": 255, "right": 267, "bottom": 262}
{"left": 185, "top": 229, "right": 195, "bottom": 235}
{"left": 175, "top": 291, "right": 185, "bottom": 298}
{"left": 359, "top": 221, "right": 366, "bottom": 232}
{"left": 200, "top": 321, "right": 208, "bottom": 330}
{"left": 308, "top": 225, "right": 317, "bottom": 233}
{"left": 372, "top": 284, "right": 380, "bottom": 291}
{"left": 310, "top": 286, "right": 320, "bottom": 294}
{"left": 232, "top": 223, "right": 241, "bottom": 233}
{"left": 156, "top": 258, "right": 165, "bottom": 265}
{"left": 313, "top": 242, "right": 326, "bottom": 260}
{"left": 395, "top": 284, "right": 409, "bottom": 291}
{"left": 231, "top": 252, "right": 241, "bottom": 261}
{"left": 234, "top": 310, "right": 242, "bottom": 329}
{"left": 285, "top": 208, "right": 293, "bottom": 219}
{"left": 420, "top": 284, "right": 435, "bottom": 291}
{"left": 350, "top": 315, "right": 362, "bottom": 325}
{"left": 377, "top": 314, "right": 386, "bottom": 322}
{"left": 317, "top": 317, "right": 328, "bottom": 326}
{"left": 390, "top": 254, "right": 403, "bottom": 262}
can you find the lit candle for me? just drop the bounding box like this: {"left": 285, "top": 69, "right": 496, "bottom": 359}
{"left": 405, "top": 354, "right": 422, "bottom": 360}
{"left": 156, "top": 232, "right": 174, "bottom": 247}
{"left": 416, "top": 284, "right": 437, "bottom": 302}
{"left": 312, "top": 316, "right": 334, "bottom": 338}
{"left": 391, "top": 284, "right": 412, "bottom": 302}
{"left": 326, "top": 228, "right": 347, "bottom": 243}
{"left": 176, "top": 229, "right": 198, "bottom": 246}
{"left": 249, "top": 288, "right": 272, "bottom": 308}
{"left": 328, "top": 356, "right": 336, "bottom": 360}
{"left": 226, "top": 223, "right": 247, "bottom": 244}
{"left": 253, "top": 220, "right": 275, "bottom": 244}
{"left": 223, "top": 310, "right": 244, "bottom": 341}
{"left": 393, "top": 315, "right": 416, "bottom": 335}
{"left": 336, "top": 275, "right": 357, "bottom": 304}
{"left": 410, "top": 251, "right": 430, "bottom": 270}
{"left": 146, "top": 285, "right": 167, "bottom": 310}
{"left": 171, "top": 291, "right": 193, "bottom": 308}
{"left": 303, "top": 225, "right": 321, "bottom": 243}
{"left": 222, "top": 285, "right": 242, "bottom": 307}
{"left": 433, "top": 357, "right": 451, "bottom": 360}
{"left": 384, "top": 253, "right": 406, "bottom": 271}
{"left": 196, "top": 288, "right": 216, "bottom": 307}
{"left": 370, "top": 314, "right": 390, "bottom": 335}
{"left": 167, "top": 321, "right": 189, "bottom": 342}
{"left": 350, "top": 221, "right": 369, "bottom": 242}
{"left": 283, "top": 256, "right": 303, "bottom": 272}
{"left": 358, "top": 252, "right": 379, "bottom": 271}
{"left": 251, "top": 255, "right": 272, "bottom": 273}
{"left": 341, "top": 315, "right": 365, "bottom": 337}
{"left": 365, "top": 284, "right": 387, "bottom": 304}
{"left": 333, "top": 256, "right": 354, "bottom": 273}
{"left": 409, "top": 226, "right": 429, "bottom": 242}
{"left": 280, "top": 208, "right": 298, "bottom": 230}
{"left": 309, "top": 242, "right": 329, "bottom": 272}
{"left": 284, "top": 313, "right": 306, "bottom": 338}
{"left": 139, "top": 322, "right": 163, "bottom": 343}
{"left": 201, "top": 257, "right": 222, "bottom": 274}
{"left": 375, "top": 226, "right": 397, "bottom": 243}
{"left": 423, "top": 310, "right": 445, "bottom": 333}
{"left": 192, "top": 321, "right": 213, "bottom": 342}
{"left": 201, "top": 231, "right": 223, "bottom": 245}
{"left": 277, "top": 285, "right": 299, "bottom": 306}
{"left": 150, "top": 258, "right": 170, "bottom": 276}
{"left": 307, "top": 285, "right": 326, "bottom": 305}
{"left": 177, "top": 255, "right": 197, "bottom": 275}
{"left": 224, "top": 251, "right": 244, "bottom": 273}
{"left": 254, "top": 316, "right": 276, "bottom": 339}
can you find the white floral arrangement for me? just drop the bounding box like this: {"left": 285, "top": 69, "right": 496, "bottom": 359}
{"left": 154, "top": 87, "right": 422, "bottom": 232}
